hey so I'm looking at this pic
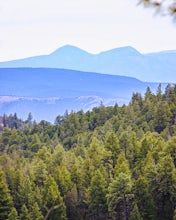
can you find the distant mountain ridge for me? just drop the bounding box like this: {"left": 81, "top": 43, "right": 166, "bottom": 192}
{"left": 0, "top": 45, "right": 175, "bottom": 82}
{"left": 0, "top": 68, "right": 162, "bottom": 122}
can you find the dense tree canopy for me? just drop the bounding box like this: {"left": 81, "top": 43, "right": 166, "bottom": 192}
{"left": 0, "top": 84, "right": 176, "bottom": 219}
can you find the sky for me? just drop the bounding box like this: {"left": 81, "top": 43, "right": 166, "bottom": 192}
{"left": 0, "top": 0, "right": 176, "bottom": 61}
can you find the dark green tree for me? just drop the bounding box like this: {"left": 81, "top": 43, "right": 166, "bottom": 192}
{"left": 54, "top": 165, "right": 73, "bottom": 197}
{"left": 27, "top": 113, "right": 33, "bottom": 123}
{"left": 129, "top": 203, "right": 142, "bottom": 220}
{"left": 19, "top": 204, "right": 30, "bottom": 220}
{"left": 42, "top": 176, "right": 67, "bottom": 220}
{"left": 105, "top": 132, "right": 120, "bottom": 168}
{"left": 154, "top": 101, "right": 171, "bottom": 133}
{"left": 107, "top": 172, "right": 133, "bottom": 220}
{"left": 18, "top": 176, "right": 35, "bottom": 211}
{"left": 87, "top": 170, "right": 108, "bottom": 219}
{"left": 114, "top": 152, "right": 131, "bottom": 177}
{"left": 134, "top": 176, "right": 156, "bottom": 220}
{"left": 166, "top": 135, "right": 176, "bottom": 166}
{"left": 154, "top": 155, "right": 176, "bottom": 220}
{"left": 29, "top": 202, "right": 43, "bottom": 220}
{"left": 7, "top": 207, "right": 19, "bottom": 220}
{"left": 32, "top": 158, "right": 48, "bottom": 187}
{"left": 0, "top": 170, "right": 13, "bottom": 220}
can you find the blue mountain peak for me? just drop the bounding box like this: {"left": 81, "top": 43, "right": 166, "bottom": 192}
{"left": 99, "top": 46, "right": 141, "bottom": 56}
{"left": 0, "top": 44, "right": 175, "bottom": 82}
{"left": 51, "top": 44, "right": 91, "bottom": 56}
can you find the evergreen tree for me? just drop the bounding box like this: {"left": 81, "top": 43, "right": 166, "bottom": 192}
{"left": 0, "top": 83, "right": 176, "bottom": 220}
{"left": 141, "top": 152, "right": 157, "bottom": 187}
{"left": 54, "top": 165, "right": 73, "bottom": 197}
{"left": 32, "top": 158, "right": 48, "bottom": 187}
{"left": 42, "top": 176, "right": 67, "bottom": 220}
{"left": 119, "top": 131, "right": 133, "bottom": 159}
{"left": 29, "top": 202, "right": 43, "bottom": 220}
{"left": 154, "top": 155, "right": 176, "bottom": 220}
{"left": 105, "top": 132, "right": 120, "bottom": 168}
{"left": 19, "top": 204, "right": 30, "bottom": 220}
{"left": 87, "top": 170, "right": 108, "bottom": 219}
{"left": 156, "top": 83, "right": 162, "bottom": 101}
{"left": 144, "top": 87, "right": 153, "bottom": 101}
{"left": 87, "top": 136, "right": 104, "bottom": 169}
{"left": 114, "top": 152, "right": 131, "bottom": 177}
{"left": 0, "top": 170, "right": 13, "bottom": 220}
{"left": 166, "top": 135, "right": 176, "bottom": 166}
{"left": 129, "top": 203, "right": 142, "bottom": 220}
{"left": 107, "top": 172, "right": 133, "bottom": 220}
{"left": 134, "top": 176, "right": 156, "bottom": 220}
{"left": 8, "top": 207, "right": 19, "bottom": 220}
{"left": 18, "top": 176, "right": 35, "bottom": 211}
{"left": 27, "top": 113, "right": 33, "bottom": 123}
{"left": 154, "top": 101, "right": 171, "bottom": 133}
{"left": 82, "top": 137, "right": 104, "bottom": 188}
{"left": 70, "top": 157, "right": 83, "bottom": 190}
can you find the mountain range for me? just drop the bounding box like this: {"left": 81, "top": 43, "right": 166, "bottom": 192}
{"left": 0, "top": 45, "right": 175, "bottom": 82}
{"left": 0, "top": 68, "right": 162, "bottom": 122}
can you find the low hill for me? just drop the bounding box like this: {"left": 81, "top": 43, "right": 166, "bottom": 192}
{"left": 0, "top": 68, "right": 161, "bottom": 122}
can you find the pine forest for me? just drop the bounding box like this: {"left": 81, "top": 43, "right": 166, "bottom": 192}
{"left": 0, "top": 84, "right": 176, "bottom": 220}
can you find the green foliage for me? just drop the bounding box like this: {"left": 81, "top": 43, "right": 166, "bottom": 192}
{"left": 7, "top": 207, "right": 19, "bottom": 220}
{"left": 154, "top": 101, "right": 172, "bottom": 133}
{"left": 105, "top": 131, "right": 120, "bottom": 168}
{"left": 29, "top": 202, "right": 43, "bottom": 220}
{"left": 54, "top": 165, "right": 73, "bottom": 196}
{"left": 0, "top": 84, "right": 176, "bottom": 220}
{"left": 107, "top": 173, "right": 133, "bottom": 219}
{"left": 42, "top": 176, "right": 67, "bottom": 220}
{"left": 87, "top": 170, "right": 108, "bottom": 219}
{"left": 166, "top": 136, "right": 176, "bottom": 166}
{"left": 154, "top": 155, "right": 176, "bottom": 220}
{"left": 18, "top": 176, "right": 36, "bottom": 210}
{"left": 0, "top": 170, "right": 13, "bottom": 220}
{"left": 114, "top": 152, "right": 131, "bottom": 178}
{"left": 129, "top": 203, "right": 142, "bottom": 220}
{"left": 32, "top": 158, "right": 48, "bottom": 187}
{"left": 134, "top": 176, "right": 156, "bottom": 220}
{"left": 19, "top": 204, "right": 30, "bottom": 220}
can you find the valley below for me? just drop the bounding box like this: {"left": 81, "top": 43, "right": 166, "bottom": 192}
{"left": 0, "top": 67, "right": 162, "bottom": 122}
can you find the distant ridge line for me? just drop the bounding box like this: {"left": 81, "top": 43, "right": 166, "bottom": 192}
{"left": 0, "top": 45, "right": 175, "bottom": 82}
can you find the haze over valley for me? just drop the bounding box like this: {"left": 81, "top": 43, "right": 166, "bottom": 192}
{"left": 0, "top": 66, "right": 163, "bottom": 122}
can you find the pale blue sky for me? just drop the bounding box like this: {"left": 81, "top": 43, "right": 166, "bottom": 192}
{"left": 0, "top": 0, "right": 176, "bottom": 61}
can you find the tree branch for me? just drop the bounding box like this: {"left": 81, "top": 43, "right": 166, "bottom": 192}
{"left": 44, "top": 204, "right": 61, "bottom": 220}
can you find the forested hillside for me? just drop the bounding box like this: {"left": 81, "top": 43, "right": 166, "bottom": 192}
{"left": 0, "top": 84, "right": 176, "bottom": 220}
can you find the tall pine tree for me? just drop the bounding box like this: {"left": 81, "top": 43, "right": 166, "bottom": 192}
{"left": 0, "top": 170, "right": 13, "bottom": 220}
{"left": 87, "top": 169, "right": 108, "bottom": 219}
{"left": 42, "top": 176, "right": 67, "bottom": 220}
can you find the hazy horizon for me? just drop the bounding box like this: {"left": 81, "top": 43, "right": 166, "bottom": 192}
{"left": 0, "top": 0, "right": 176, "bottom": 61}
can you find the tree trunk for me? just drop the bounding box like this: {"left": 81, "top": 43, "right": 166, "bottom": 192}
{"left": 123, "top": 194, "right": 128, "bottom": 220}
{"left": 44, "top": 204, "right": 61, "bottom": 220}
